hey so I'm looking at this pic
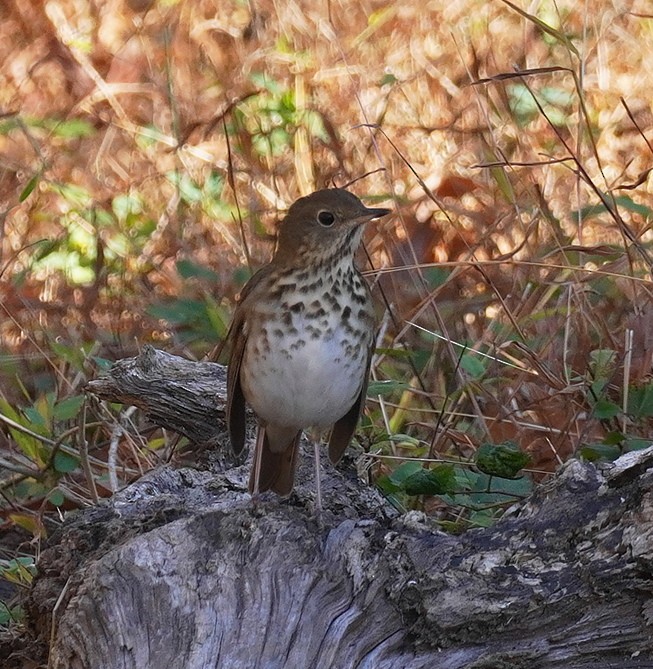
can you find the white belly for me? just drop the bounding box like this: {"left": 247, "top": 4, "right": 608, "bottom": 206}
{"left": 240, "top": 316, "right": 369, "bottom": 431}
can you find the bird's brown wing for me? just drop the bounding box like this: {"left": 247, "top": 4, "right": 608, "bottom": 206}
{"left": 327, "top": 343, "right": 373, "bottom": 464}
{"left": 225, "top": 267, "right": 271, "bottom": 456}
{"left": 225, "top": 310, "right": 248, "bottom": 457}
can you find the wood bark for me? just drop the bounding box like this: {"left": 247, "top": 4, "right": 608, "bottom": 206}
{"left": 22, "top": 347, "right": 653, "bottom": 668}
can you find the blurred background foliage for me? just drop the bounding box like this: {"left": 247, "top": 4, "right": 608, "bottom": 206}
{"left": 1, "top": 0, "right": 653, "bottom": 635}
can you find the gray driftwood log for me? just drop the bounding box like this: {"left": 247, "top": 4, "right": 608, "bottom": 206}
{"left": 25, "top": 347, "right": 653, "bottom": 668}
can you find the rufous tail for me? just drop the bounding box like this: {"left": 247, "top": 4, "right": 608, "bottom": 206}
{"left": 249, "top": 428, "right": 301, "bottom": 496}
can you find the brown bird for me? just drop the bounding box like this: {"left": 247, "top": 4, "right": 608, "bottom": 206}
{"left": 225, "top": 188, "right": 390, "bottom": 508}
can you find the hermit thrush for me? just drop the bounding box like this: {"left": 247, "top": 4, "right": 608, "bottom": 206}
{"left": 225, "top": 188, "right": 390, "bottom": 507}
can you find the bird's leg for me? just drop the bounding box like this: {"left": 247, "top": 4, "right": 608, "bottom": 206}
{"left": 249, "top": 426, "right": 266, "bottom": 497}
{"left": 313, "top": 439, "right": 322, "bottom": 514}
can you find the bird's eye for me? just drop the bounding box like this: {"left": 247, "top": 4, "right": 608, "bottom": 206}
{"left": 317, "top": 210, "right": 335, "bottom": 227}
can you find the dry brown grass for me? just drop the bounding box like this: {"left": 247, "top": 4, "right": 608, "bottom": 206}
{"left": 1, "top": 0, "right": 653, "bottom": 592}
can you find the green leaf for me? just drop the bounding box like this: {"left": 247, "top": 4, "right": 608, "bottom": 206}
{"left": 0, "top": 603, "right": 24, "bottom": 625}
{"left": 507, "top": 83, "right": 576, "bottom": 128}
{"left": 590, "top": 378, "right": 608, "bottom": 397}
{"left": 375, "top": 476, "right": 400, "bottom": 495}
{"left": 19, "top": 173, "right": 40, "bottom": 202}
{"left": 486, "top": 474, "right": 532, "bottom": 497}
{"left": 475, "top": 442, "right": 530, "bottom": 479}
{"left": 176, "top": 259, "right": 219, "bottom": 281}
{"left": 460, "top": 352, "right": 486, "bottom": 378}
{"left": 0, "top": 398, "right": 47, "bottom": 464}
{"left": 32, "top": 238, "right": 63, "bottom": 262}
{"left": 572, "top": 195, "right": 653, "bottom": 222}
{"left": 53, "top": 395, "right": 84, "bottom": 420}
{"left": 9, "top": 512, "right": 44, "bottom": 537}
{"left": 146, "top": 437, "right": 167, "bottom": 450}
{"left": 592, "top": 399, "right": 620, "bottom": 420}
{"left": 375, "top": 475, "right": 400, "bottom": 494}
{"left": 424, "top": 267, "right": 449, "bottom": 289}
{"left": 367, "top": 380, "right": 408, "bottom": 396}
{"left": 48, "top": 181, "right": 92, "bottom": 207}
{"left": 147, "top": 299, "right": 208, "bottom": 325}
{"left": 0, "top": 556, "right": 36, "bottom": 576}
{"left": 372, "top": 348, "right": 413, "bottom": 359}
{"left": 402, "top": 464, "right": 457, "bottom": 496}
{"left": 48, "top": 489, "right": 65, "bottom": 506}
{"left": 603, "top": 431, "right": 625, "bottom": 446}
{"left": 250, "top": 71, "right": 284, "bottom": 95}
{"left": 387, "top": 460, "right": 423, "bottom": 486}
{"left": 627, "top": 384, "right": 653, "bottom": 418}
{"left": 112, "top": 193, "right": 142, "bottom": 221}
{"left": 26, "top": 393, "right": 54, "bottom": 429}
{"left": 589, "top": 349, "right": 617, "bottom": 379}
{"left": 233, "top": 267, "right": 254, "bottom": 287}
{"left": 46, "top": 118, "right": 95, "bottom": 139}
{"left": 204, "top": 169, "right": 224, "bottom": 197}
{"left": 613, "top": 195, "right": 653, "bottom": 218}
{"left": 50, "top": 341, "right": 95, "bottom": 369}
{"left": 379, "top": 73, "right": 398, "bottom": 86}
{"left": 204, "top": 296, "right": 231, "bottom": 340}
{"left": 166, "top": 172, "right": 203, "bottom": 203}
{"left": 580, "top": 443, "right": 621, "bottom": 462}
{"left": 53, "top": 451, "right": 79, "bottom": 473}
{"left": 469, "top": 509, "right": 497, "bottom": 528}
{"left": 386, "top": 433, "right": 422, "bottom": 448}
{"left": 92, "top": 356, "right": 114, "bottom": 371}
{"left": 624, "top": 437, "right": 653, "bottom": 452}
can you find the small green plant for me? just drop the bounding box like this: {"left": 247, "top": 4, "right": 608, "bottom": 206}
{"left": 147, "top": 260, "right": 232, "bottom": 346}
{"left": 0, "top": 557, "right": 36, "bottom": 626}
{"left": 375, "top": 440, "right": 532, "bottom": 528}
{"left": 230, "top": 73, "right": 329, "bottom": 159}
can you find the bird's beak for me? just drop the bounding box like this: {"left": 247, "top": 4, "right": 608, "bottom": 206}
{"left": 356, "top": 206, "right": 391, "bottom": 223}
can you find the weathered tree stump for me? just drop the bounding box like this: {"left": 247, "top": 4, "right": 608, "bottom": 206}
{"left": 23, "top": 347, "right": 653, "bottom": 668}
